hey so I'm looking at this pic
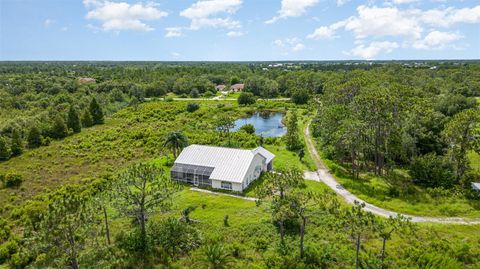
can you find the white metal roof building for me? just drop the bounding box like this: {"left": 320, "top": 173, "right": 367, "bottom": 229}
{"left": 171, "top": 144, "right": 275, "bottom": 192}
{"left": 472, "top": 182, "right": 480, "bottom": 191}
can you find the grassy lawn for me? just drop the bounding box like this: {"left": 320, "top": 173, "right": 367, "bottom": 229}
{"left": 227, "top": 92, "right": 241, "bottom": 99}
{"left": 111, "top": 181, "right": 480, "bottom": 268}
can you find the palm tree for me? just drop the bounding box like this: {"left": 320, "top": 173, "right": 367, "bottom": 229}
{"left": 164, "top": 131, "right": 188, "bottom": 159}
{"left": 203, "top": 243, "right": 231, "bottom": 269}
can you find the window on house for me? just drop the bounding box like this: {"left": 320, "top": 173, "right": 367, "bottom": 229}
{"left": 221, "top": 181, "right": 232, "bottom": 190}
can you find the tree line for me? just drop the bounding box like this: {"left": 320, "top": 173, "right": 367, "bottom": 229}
{"left": 0, "top": 98, "right": 104, "bottom": 162}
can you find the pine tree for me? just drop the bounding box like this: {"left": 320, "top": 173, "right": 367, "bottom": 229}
{"left": 285, "top": 110, "right": 302, "bottom": 151}
{"left": 89, "top": 98, "right": 104, "bottom": 125}
{"left": 81, "top": 109, "right": 94, "bottom": 128}
{"left": 10, "top": 129, "right": 23, "bottom": 156}
{"left": 67, "top": 105, "right": 81, "bottom": 133}
{"left": 0, "top": 136, "right": 11, "bottom": 161}
{"left": 51, "top": 115, "right": 68, "bottom": 139}
{"left": 27, "top": 126, "right": 42, "bottom": 149}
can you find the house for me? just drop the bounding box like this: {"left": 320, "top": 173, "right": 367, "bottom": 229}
{"left": 78, "top": 77, "right": 96, "bottom": 83}
{"left": 215, "top": 85, "right": 226, "bottom": 91}
{"left": 170, "top": 144, "right": 275, "bottom": 192}
{"left": 230, "top": 83, "right": 245, "bottom": 92}
{"left": 472, "top": 182, "right": 480, "bottom": 192}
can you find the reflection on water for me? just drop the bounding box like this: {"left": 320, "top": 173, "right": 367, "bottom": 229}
{"left": 230, "top": 112, "right": 286, "bottom": 137}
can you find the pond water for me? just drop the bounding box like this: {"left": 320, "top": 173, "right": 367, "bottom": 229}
{"left": 230, "top": 112, "right": 287, "bottom": 137}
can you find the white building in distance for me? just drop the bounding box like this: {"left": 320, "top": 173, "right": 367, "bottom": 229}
{"left": 170, "top": 144, "right": 275, "bottom": 192}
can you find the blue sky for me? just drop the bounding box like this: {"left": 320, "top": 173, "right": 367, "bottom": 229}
{"left": 1, "top": 0, "right": 479, "bottom": 61}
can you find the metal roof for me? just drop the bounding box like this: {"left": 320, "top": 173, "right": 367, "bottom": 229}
{"left": 174, "top": 144, "right": 275, "bottom": 183}
{"left": 252, "top": 147, "right": 275, "bottom": 163}
{"left": 472, "top": 182, "right": 480, "bottom": 191}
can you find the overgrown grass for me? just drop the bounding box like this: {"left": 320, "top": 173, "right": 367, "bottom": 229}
{"left": 0, "top": 100, "right": 298, "bottom": 215}
{"left": 320, "top": 153, "right": 480, "bottom": 218}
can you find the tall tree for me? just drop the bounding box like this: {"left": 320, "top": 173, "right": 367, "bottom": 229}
{"left": 0, "top": 136, "right": 11, "bottom": 161}
{"left": 113, "top": 163, "right": 179, "bottom": 247}
{"left": 27, "top": 126, "right": 42, "bottom": 149}
{"left": 285, "top": 110, "right": 302, "bottom": 151}
{"left": 290, "top": 190, "right": 339, "bottom": 259}
{"left": 375, "top": 214, "right": 414, "bottom": 268}
{"left": 215, "top": 115, "right": 235, "bottom": 137}
{"left": 67, "top": 105, "right": 81, "bottom": 133}
{"left": 164, "top": 131, "right": 189, "bottom": 159}
{"left": 81, "top": 109, "right": 94, "bottom": 128}
{"left": 10, "top": 129, "right": 23, "bottom": 156}
{"left": 256, "top": 169, "right": 305, "bottom": 244}
{"left": 342, "top": 201, "right": 376, "bottom": 269}
{"left": 89, "top": 97, "right": 104, "bottom": 125}
{"left": 50, "top": 115, "right": 68, "bottom": 139}
{"left": 38, "top": 185, "right": 96, "bottom": 269}
{"left": 442, "top": 108, "right": 480, "bottom": 181}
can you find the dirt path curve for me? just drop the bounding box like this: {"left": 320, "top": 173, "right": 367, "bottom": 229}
{"left": 303, "top": 122, "right": 480, "bottom": 224}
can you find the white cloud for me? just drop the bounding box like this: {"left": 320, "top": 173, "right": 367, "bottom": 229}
{"left": 391, "top": 0, "right": 418, "bottom": 4}
{"left": 266, "top": 0, "right": 319, "bottom": 24}
{"left": 307, "top": 4, "right": 478, "bottom": 58}
{"left": 413, "top": 31, "right": 463, "bottom": 49}
{"left": 44, "top": 19, "right": 55, "bottom": 27}
{"left": 171, "top": 52, "right": 182, "bottom": 59}
{"left": 274, "top": 37, "right": 305, "bottom": 52}
{"left": 227, "top": 31, "right": 244, "bottom": 37}
{"left": 292, "top": 43, "right": 305, "bottom": 52}
{"left": 307, "top": 26, "right": 337, "bottom": 40}
{"left": 343, "top": 5, "right": 423, "bottom": 40}
{"left": 84, "top": 1, "right": 168, "bottom": 32}
{"left": 420, "top": 5, "right": 480, "bottom": 27}
{"left": 165, "top": 27, "right": 183, "bottom": 37}
{"left": 350, "top": 41, "right": 399, "bottom": 60}
{"left": 180, "top": 0, "right": 242, "bottom": 30}
{"left": 336, "top": 0, "right": 349, "bottom": 7}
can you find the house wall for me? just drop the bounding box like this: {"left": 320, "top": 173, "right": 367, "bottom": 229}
{"left": 241, "top": 154, "right": 266, "bottom": 190}
{"left": 211, "top": 179, "right": 242, "bottom": 192}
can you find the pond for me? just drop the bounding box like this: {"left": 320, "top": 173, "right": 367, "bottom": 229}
{"left": 230, "top": 112, "right": 287, "bottom": 137}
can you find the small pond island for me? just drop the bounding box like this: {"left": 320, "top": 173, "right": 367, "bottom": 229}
{"left": 230, "top": 112, "right": 286, "bottom": 137}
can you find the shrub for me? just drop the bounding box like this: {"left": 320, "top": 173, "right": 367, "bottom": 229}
{"left": 0, "top": 240, "right": 19, "bottom": 264}
{"left": 410, "top": 153, "right": 455, "bottom": 188}
{"left": 239, "top": 124, "right": 255, "bottom": 134}
{"left": 164, "top": 96, "right": 174, "bottom": 102}
{"left": 3, "top": 173, "right": 23, "bottom": 188}
{"left": 238, "top": 92, "right": 256, "bottom": 105}
{"left": 190, "top": 89, "right": 200, "bottom": 98}
{"left": 204, "top": 91, "right": 214, "bottom": 98}
{"left": 186, "top": 102, "right": 200, "bottom": 113}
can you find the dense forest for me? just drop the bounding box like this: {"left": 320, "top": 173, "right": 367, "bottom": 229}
{"left": 0, "top": 61, "right": 479, "bottom": 268}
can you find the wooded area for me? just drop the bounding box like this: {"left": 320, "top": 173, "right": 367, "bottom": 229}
{"left": 0, "top": 61, "right": 479, "bottom": 268}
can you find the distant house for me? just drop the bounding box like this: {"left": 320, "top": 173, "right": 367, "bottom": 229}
{"left": 230, "top": 83, "right": 245, "bottom": 92}
{"left": 171, "top": 144, "right": 275, "bottom": 192}
{"left": 472, "top": 182, "right": 480, "bottom": 192}
{"left": 215, "top": 85, "right": 226, "bottom": 91}
{"left": 78, "top": 77, "right": 96, "bottom": 84}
